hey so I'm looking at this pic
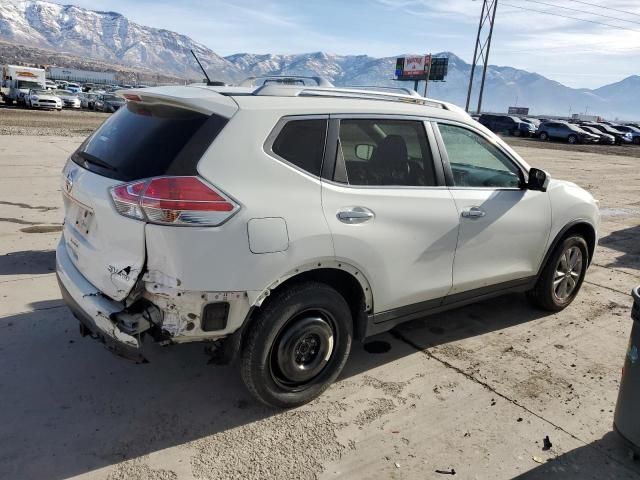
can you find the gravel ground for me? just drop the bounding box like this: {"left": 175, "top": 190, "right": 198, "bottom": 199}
{"left": 503, "top": 135, "right": 640, "bottom": 159}
{"left": 0, "top": 104, "right": 109, "bottom": 136}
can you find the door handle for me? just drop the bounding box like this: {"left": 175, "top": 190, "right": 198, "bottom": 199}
{"left": 337, "top": 206, "right": 375, "bottom": 224}
{"left": 461, "top": 206, "right": 486, "bottom": 218}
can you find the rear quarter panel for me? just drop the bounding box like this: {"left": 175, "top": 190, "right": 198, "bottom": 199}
{"left": 144, "top": 109, "right": 334, "bottom": 296}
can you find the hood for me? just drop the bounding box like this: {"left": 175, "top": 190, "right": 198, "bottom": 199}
{"left": 549, "top": 178, "right": 581, "bottom": 191}
{"left": 32, "top": 93, "right": 61, "bottom": 101}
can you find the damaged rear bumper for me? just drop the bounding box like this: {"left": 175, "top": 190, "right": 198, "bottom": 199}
{"left": 56, "top": 239, "right": 147, "bottom": 363}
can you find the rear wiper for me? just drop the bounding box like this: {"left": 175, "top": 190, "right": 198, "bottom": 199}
{"left": 76, "top": 151, "right": 118, "bottom": 172}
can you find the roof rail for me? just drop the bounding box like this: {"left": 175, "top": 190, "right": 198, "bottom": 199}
{"left": 253, "top": 85, "right": 447, "bottom": 109}
{"left": 240, "top": 75, "right": 334, "bottom": 88}
{"left": 341, "top": 85, "right": 421, "bottom": 97}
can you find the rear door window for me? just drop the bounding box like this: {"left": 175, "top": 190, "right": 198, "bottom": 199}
{"left": 337, "top": 119, "right": 437, "bottom": 187}
{"left": 271, "top": 119, "right": 328, "bottom": 176}
{"left": 73, "top": 102, "right": 227, "bottom": 181}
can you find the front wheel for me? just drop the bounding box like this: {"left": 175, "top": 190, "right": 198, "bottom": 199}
{"left": 567, "top": 134, "right": 578, "bottom": 144}
{"left": 528, "top": 235, "right": 588, "bottom": 311}
{"left": 241, "top": 281, "right": 353, "bottom": 408}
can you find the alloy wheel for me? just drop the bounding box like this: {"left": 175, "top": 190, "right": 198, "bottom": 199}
{"left": 553, "top": 246, "right": 583, "bottom": 301}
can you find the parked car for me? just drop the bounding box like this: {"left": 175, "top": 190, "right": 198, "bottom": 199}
{"left": 579, "top": 125, "right": 616, "bottom": 145}
{"left": 79, "top": 92, "right": 98, "bottom": 110}
{"left": 53, "top": 89, "right": 81, "bottom": 109}
{"left": 581, "top": 123, "right": 633, "bottom": 145}
{"left": 522, "top": 117, "right": 541, "bottom": 128}
{"left": 478, "top": 114, "right": 537, "bottom": 137}
{"left": 537, "top": 121, "right": 599, "bottom": 144}
{"left": 57, "top": 82, "right": 599, "bottom": 408}
{"left": 45, "top": 80, "right": 57, "bottom": 91}
{"left": 94, "top": 93, "right": 125, "bottom": 112}
{"left": 610, "top": 125, "right": 640, "bottom": 145}
{"left": 24, "top": 89, "right": 62, "bottom": 110}
{"left": 65, "top": 83, "right": 82, "bottom": 94}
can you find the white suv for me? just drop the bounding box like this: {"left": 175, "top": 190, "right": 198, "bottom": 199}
{"left": 56, "top": 80, "right": 599, "bottom": 407}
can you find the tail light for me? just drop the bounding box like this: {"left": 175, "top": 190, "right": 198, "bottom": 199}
{"left": 110, "top": 176, "right": 239, "bottom": 226}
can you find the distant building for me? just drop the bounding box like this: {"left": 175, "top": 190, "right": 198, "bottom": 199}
{"left": 47, "top": 67, "right": 116, "bottom": 84}
{"left": 571, "top": 113, "right": 602, "bottom": 122}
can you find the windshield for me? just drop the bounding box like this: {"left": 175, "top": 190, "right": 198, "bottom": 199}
{"left": 54, "top": 90, "right": 74, "bottom": 96}
{"left": 31, "top": 90, "right": 48, "bottom": 95}
{"left": 103, "top": 95, "right": 121, "bottom": 102}
{"left": 17, "top": 80, "right": 42, "bottom": 89}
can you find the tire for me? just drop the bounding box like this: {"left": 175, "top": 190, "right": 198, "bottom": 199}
{"left": 539, "top": 131, "right": 549, "bottom": 141}
{"left": 513, "top": 129, "right": 521, "bottom": 137}
{"left": 241, "top": 281, "right": 353, "bottom": 408}
{"left": 567, "top": 134, "right": 578, "bottom": 144}
{"left": 633, "top": 137, "right": 640, "bottom": 145}
{"left": 528, "top": 235, "right": 588, "bottom": 311}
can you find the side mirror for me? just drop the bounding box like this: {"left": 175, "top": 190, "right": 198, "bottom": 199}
{"left": 355, "top": 144, "right": 374, "bottom": 161}
{"left": 528, "top": 168, "right": 550, "bottom": 192}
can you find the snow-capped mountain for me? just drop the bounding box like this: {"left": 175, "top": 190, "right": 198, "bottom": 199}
{"left": 0, "top": 0, "right": 243, "bottom": 80}
{"left": 225, "top": 52, "right": 638, "bottom": 119}
{"left": 1, "top": 0, "right": 638, "bottom": 119}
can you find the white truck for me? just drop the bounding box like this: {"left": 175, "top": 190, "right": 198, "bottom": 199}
{"left": 1, "top": 65, "right": 46, "bottom": 106}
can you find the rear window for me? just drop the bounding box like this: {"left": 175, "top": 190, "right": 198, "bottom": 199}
{"left": 271, "top": 119, "right": 327, "bottom": 176}
{"left": 72, "top": 102, "right": 227, "bottom": 181}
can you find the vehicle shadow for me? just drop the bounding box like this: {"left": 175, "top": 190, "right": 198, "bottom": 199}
{"left": 600, "top": 225, "right": 640, "bottom": 270}
{"left": 0, "top": 249, "right": 56, "bottom": 275}
{"left": 0, "top": 292, "right": 551, "bottom": 479}
{"left": 512, "top": 431, "right": 640, "bottom": 479}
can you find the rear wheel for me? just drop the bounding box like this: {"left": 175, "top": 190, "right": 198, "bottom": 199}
{"left": 539, "top": 131, "right": 549, "bottom": 141}
{"left": 513, "top": 129, "right": 521, "bottom": 137}
{"left": 241, "top": 281, "right": 353, "bottom": 408}
{"left": 528, "top": 235, "right": 588, "bottom": 311}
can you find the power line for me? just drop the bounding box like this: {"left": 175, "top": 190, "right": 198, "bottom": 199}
{"left": 560, "top": 0, "right": 640, "bottom": 19}
{"left": 501, "top": 2, "right": 640, "bottom": 33}
{"left": 522, "top": 0, "right": 640, "bottom": 27}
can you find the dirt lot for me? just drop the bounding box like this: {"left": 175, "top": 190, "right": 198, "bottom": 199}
{"left": 0, "top": 103, "right": 109, "bottom": 136}
{"left": 0, "top": 127, "right": 639, "bottom": 479}
{"left": 505, "top": 136, "right": 640, "bottom": 159}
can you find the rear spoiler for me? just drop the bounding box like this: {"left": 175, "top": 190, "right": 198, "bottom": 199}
{"left": 115, "top": 86, "right": 238, "bottom": 118}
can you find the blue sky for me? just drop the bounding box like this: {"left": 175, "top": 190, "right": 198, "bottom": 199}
{"left": 67, "top": 0, "right": 640, "bottom": 88}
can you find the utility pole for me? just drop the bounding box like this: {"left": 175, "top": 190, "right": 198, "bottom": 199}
{"left": 424, "top": 54, "right": 432, "bottom": 97}
{"left": 465, "top": 0, "right": 498, "bottom": 114}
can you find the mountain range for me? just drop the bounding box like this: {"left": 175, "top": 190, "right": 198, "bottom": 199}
{"left": 0, "top": 0, "right": 638, "bottom": 120}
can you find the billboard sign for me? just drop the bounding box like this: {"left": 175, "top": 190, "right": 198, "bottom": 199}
{"left": 508, "top": 106, "right": 530, "bottom": 115}
{"left": 395, "top": 55, "right": 448, "bottom": 81}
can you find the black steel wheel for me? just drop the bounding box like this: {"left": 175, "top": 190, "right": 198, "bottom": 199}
{"left": 241, "top": 281, "right": 353, "bottom": 408}
{"left": 270, "top": 310, "right": 336, "bottom": 389}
